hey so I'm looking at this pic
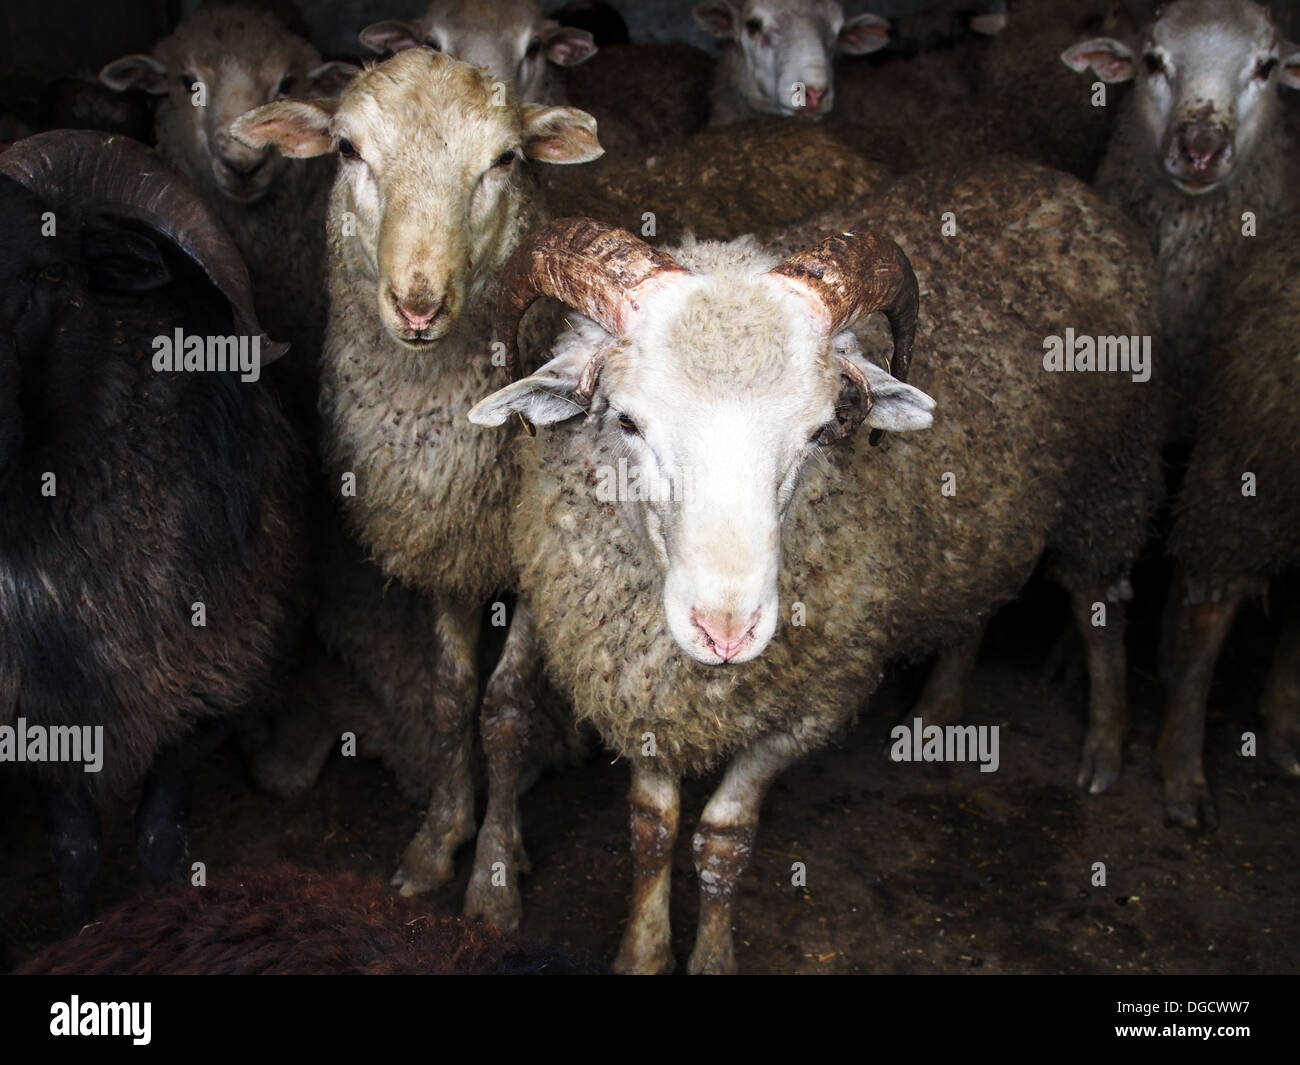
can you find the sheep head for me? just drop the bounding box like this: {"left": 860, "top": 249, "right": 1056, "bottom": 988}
{"left": 233, "top": 49, "right": 601, "bottom": 349}
{"left": 469, "top": 219, "right": 932, "bottom": 667}
{"left": 360, "top": 0, "right": 597, "bottom": 102}
{"left": 694, "top": 0, "right": 889, "bottom": 118}
{"left": 100, "top": 6, "right": 356, "bottom": 204}
{"left": 1062, "top": 0, "right": 1300, "bottom": 195}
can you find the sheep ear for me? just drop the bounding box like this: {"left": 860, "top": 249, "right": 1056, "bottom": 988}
{"left": 1061, "top": 37, "right": 1136, "bottom": 83}
{"left": 521, "top": 104, "right": 604, "bottom": 164}
{"left": 839, "top": 345, "right": 935, "bottom": 433}
{"left": 359, "top": 19, "right": 425, "bottom": 55}
{"left": 307, "top": 61, "right": 359, "bottom": 98}
{"left": 99, "top": 54, "right": 168, "bottom": 95}
{"left": 840, "top": 13, "right": 890, "bottom": 55}
{"left": 544, "top": 22, "right": 597, "bottom": 67}
{"left": 1278, "top": 44, "right": 1300, "bottom": 91}
{"left": 231, "top": 100, "right": 338, "bottom": 158}
{"left": 468, "top": 348, "right": 594, "bottom": 428}
{"left": 693, "top": 1, "right": 738, "bottom": 40}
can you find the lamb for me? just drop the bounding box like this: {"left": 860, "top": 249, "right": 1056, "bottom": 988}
{"left": 231, "top": 49, "right": 603, "bottom": 925}
{"left": 359, "top": 0, "right": 597, "bottom": 104}
{"left": 467, "top": 159, "right": 1165, "bottom": 972}
{"left": 1159, "top": 232, "right": 1300, "bottom": 829}
{"left": 17, "top": 867, "right": 604, "bottom": 974}
{"left": 1062, "top": 0, "right": 1300, "bottom": 424}
{"left": 0, "top": 130, "right": 307, "bottom": 927}
{"left": 694, "top": 0, "right": 891, "bottom": 124}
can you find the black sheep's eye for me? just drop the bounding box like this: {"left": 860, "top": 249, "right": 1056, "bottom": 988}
{"left": 180, "top": 73, "right": 198, "bottom": 91}
{"left": 276, "top": 75, "right": 294, "bottom": 96}
{"left": 1256, "top": 56, "right": 1279, "bottom": 80}
{"left": 1143, "top": 53, "right": 1164, "bottom": 75}
{"left": 494, "top": 149, "right": 517, "bottom": 167}
{"left": 745, "top": 18, "right": 763, "bottom": 35}
{"left": 616, "top": 412, "right": 638, "bottom": 435}
{"left": 425, "top": 36, "right": 441, "bottom": 51}
{"left": 39, "top": 264, "right": 66, "bottom": 283}
{"left": 338, "top": 138, "right": 359, "bottom": 159}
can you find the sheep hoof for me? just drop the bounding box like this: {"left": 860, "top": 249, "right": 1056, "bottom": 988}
{"left": 1075, "top": 731, "right": 1123, "bottom": 794}
{"left": 613, "top": 930, "right": 675, "bottom": 975}
{"left": 686, "top": 943, "right": 736, "bottom": 975}
{"left": 1265, "top": 722, "right": 1300, "bottom": 777}
{"left": 1162, "top": 782, "right": 1218, "bottom": 833}
{"left": 463, "top": 875, "right": 523, "bottom": 932}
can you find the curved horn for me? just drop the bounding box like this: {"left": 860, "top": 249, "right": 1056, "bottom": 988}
{"left": 496, "top": 217, "right": 690, "bottom": 385}
{"left": 0, "top": 130, "right": 286, "bottom": 363}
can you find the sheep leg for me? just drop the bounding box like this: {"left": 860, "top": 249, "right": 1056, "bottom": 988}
{"left": 615, "top": 758, "right": 680, "bottom": 975}
{"left": 1262, "top": 608, "right": 1300, "bottom": 778}
{"left": 392, "top": 600, "right": 481, "bottom": 896}
{"left": 464, "top": 598, "right": 538, "bottom": 931}
{"left": 1158, "top": 590, "right": 1243, "bottom": 830}
{"left": 688, "top": 732, "right": 802, "bottom": 975}
{"left": 911, "top": 625, "right": 985, "bottom": 726}
{"left": 1069, "top": 586, "right": 1129, "bottom": 795}
{"left": 39, "top": 779, "right": 101, "bottom": 930}
{"left": 136, "top": 717, "right": 229, "bottom": 889}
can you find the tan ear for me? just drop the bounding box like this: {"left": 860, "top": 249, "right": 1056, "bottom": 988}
{"left": 693, "top": 1, "right": 738, "bottom": 39}
{"left": 1061, "top": 37, "right": 1137, "bottom": 83}
{"left": 308, "top": 61, "right": 359, "bottom": 98}
{"left": 543, "top": 22, "right": 598, "bottom": 67}
{"left": 840, "top": 13, "right": 890, "bottom": 56}
{"left": 100, "top": 54, "right": 168, "bottom": 94}
{"left": 520, "top": 104, "right": 603, "bottom": 164}
{"left": 231, "top": 99, "right": 338, "bottom": 158}
{"left": 359, "top": 19, "right": 426, "bottom": 54}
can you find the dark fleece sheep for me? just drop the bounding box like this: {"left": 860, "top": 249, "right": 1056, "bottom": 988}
{"left": 17, "top": 867, "right": 603, "bottom": 975}
{"left": 0, "top": 131, "right": 307, "bottom": 927}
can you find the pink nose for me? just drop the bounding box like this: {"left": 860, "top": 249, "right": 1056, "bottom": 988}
{"left": 803, "top": 86, "right": 828, "bottom": 111}
{"left": 391, "top": 291, "right": 447, "bottom": 331}
{"left": 692, "top": 609, "right": 759, "bottom": 662}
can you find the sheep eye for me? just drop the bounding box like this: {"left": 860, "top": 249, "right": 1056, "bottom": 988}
{"left": 338, "top": 138, "right": 358, "bottom": 159}
{"left": 1256, "top": 57, "right": 1279, "bottom": 80}
{"left": 616, "top": 412, "right": 638, "bottom": 434}
{"left": 494, "top": 149, "right": 517, "bottom": 167}
{"left": 180, "top": 74, "right": 198, "bottom": 91}
{"left": 39, "top": 264, "right": 66, "bottom": 283}
{"left": 425, "top": 36, "right": 441, "bottom": 51}
{"left": 1143, "top": 53, "right": 1164, "bottom": 76}
{"left": 276, "top": 75, "right": 294, "bottom": 96}
{"left": 526, "top": 38, "right": 542, "bottom": 58}
{"left": 745, "top": 18, "right": 763, "bottom": 35}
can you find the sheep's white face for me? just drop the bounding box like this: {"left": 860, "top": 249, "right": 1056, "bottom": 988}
{"left": 469, "top": 256, "right": 934, "bottom": 666}
{"left": 1063, "top": 0, "right": 1300, "bottom": 194}
{"left": 100, "top": 10, "right": 354, "bottom": 204}
{"left": 231, "top": 50, "right": 601, "bottom": 347}
{"left": 694, "top": 0, "right": 888, "bottom": 118}
{"left": 360, "top": 0, "right": 596, "bottom": 103}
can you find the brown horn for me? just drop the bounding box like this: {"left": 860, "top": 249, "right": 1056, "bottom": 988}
{"left": 496, "top": 217, "right": 690, "bottom": 386}
{"left": 0, "top": 130, "right": 287, "bottom": 363}
{"left": 766, "top": 229, "right": 918, "bottom": 445}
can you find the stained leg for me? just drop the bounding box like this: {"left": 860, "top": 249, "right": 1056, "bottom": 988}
{"left": 1158, "top": 586, "right": 1243, "bottom": 830}
{"left": 464, "top": 597, "right": 539, "bottom": 930}
{"left": 392, "top": 599, "right": 481, "bottom": 895}
{"left": 911, "top": 625, "right": 985, "bottom": 726}
{"left": 614, "top": 757, "right": 680, "bottom": 975}
{"left": 1261, "top": 608, "right": 1300, "bottom": 777}
{"left": 688, "top": 731, "right": 803, "bottom": 975}
{"left": 40, "top": 777, "right": 101, "bottom": 930}
{"left": 1068, "top": 586, "right": 1129, "bottom": 795}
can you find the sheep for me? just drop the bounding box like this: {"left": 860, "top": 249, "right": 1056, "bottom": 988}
{"left": 17, "top": 866, "right": 604, "bottom": 974}
{"left": 1061, "top": 0, "right": 1300, "bottom": 426}
{"left": 693, "top": 0, "right": 892, "bottom": 124}
{"left": 231, "top": 49, "right": 604, "bottom": 927}
{"left": 359, "top": 0, "right": 597, "bottom": 104}
{"left": 1158, "top": 231, "right": 1300, "bottom": 829}
{"left": 0, "top": 130, "right": 308, "bottom": 928}
{"left": 466, "top": 158, "right": 1165, "bottom": 972}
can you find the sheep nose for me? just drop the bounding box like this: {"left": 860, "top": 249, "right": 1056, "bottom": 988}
{"left": 225, "top": 155, "right": 267, "bottom": 179}
{"left": 692, "top": 609, "right": 760, "bottom": 663}
{"left": 803, "top": 86, "right": 828, "bottom": 111}
{"left": 391, "top": 290, "right": 447, "bottom": 331}
{"left": 1177, "top": 122, "right": 1228, "bottom": 172}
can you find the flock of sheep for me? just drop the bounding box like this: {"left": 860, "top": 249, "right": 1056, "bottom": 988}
{"left": 2, "top": 0, "right": 1298, "bottom": 975}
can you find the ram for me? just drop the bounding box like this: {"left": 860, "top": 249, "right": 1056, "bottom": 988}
{"left": 0, "top": 131, "right": 306, "bottom": 927}
{"left": 233, "top": 49, "right": 603, "bottom": 926}
{"left": 467, "top": 159, "right": 1164, "bottom": 972}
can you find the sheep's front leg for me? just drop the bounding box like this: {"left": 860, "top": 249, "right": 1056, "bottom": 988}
{"left": 689, "top": 732, "right": 802, "bottom": 975}
{"left": 392, "top": 599, "right": 480, "bottom": 895}
{"left": 1069, "top": 585, "right": 1129, "bottom": 795}
{"left": 911, "top": 624, "right": 985, "bottom": 726}
{"left": 1159, "top": 587, "right": 1243, "bottom": 830}
{"left": 464, "top": 597, "right": 538, "bottom": 930}
{"left": 1262, "top": 608, "right": 1300, "bottom": 777}
{"left": 615, "top": 758, "right": 680, "bottom": 975}
{"left": 40, "top": 779, "right": 101, "bottom": 930}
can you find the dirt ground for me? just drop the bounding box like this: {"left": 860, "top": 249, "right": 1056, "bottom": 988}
{"left": 2, "top": 575, "right": 1298, "bottom": 975}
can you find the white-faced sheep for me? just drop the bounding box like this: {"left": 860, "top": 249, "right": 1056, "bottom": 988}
{"left": 231, "top": 49, "right": 604, "bottom": 926}
{"left": 1159, "top": 232, "right": 1300, "bottom": 829}
{"left": 695, "top": 0, "right": 891, "bottom": 124}
{"left": 0, "top": 130, "right": 307, "bottom": 927}
{"left": 467, "top": 160, "right": 1165, "bottom": 972}
{"left": 1062, "top": 0, "right": 1300, "bottom": 427}
{"left": 359, "top": 0, "right": 597, "bottom": 103}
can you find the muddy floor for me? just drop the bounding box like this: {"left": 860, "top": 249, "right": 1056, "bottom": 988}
{"left": 2, "top": 578, "right": 1298, "bottom": 975}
